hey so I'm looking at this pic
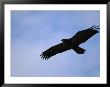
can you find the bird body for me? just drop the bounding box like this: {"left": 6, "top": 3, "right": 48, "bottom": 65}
{"left": 40, "top": 25, "right": 99, "bottom": 60}
{"left": 61, "top": 38, "right": 85, "bottom": 54}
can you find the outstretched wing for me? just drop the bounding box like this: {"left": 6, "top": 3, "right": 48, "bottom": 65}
{"left": 40, "top": 43, "right": 70, "bottom": 60}
{"left": 70, "top": 25, "right": 99, "bottom": 44}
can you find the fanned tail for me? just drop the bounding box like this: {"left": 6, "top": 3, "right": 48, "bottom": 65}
{"left": 73, "top": 46, "right": 86, "bottom": 54}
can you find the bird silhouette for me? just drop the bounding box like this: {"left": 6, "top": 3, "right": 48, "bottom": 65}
{"left": 40, "top": 25, "right": 99, "bottom": 60}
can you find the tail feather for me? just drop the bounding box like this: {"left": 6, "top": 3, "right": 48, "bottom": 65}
{"left": 73, "top": 46, "right": 86, "bottom": 54}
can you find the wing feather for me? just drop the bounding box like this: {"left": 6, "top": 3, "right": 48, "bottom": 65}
{"left": 40, "top": 43, "right": 70, "bottom": 60}
{"left": 70, "top": 26, "right": 99, "bottom": 44}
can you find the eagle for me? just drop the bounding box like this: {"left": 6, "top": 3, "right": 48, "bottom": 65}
{"left": 40, "top": 25, "right": 99, "bottom": 60}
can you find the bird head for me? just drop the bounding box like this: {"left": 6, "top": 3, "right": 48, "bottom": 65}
{"left": 61, "top": 39, "right": 65, "bottom": 42}
{"left": 61, "top": 39, "right": 69, "bottom": 43}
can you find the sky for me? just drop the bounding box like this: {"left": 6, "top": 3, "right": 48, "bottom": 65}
{"left": 11, "top": 10, "right": 100, "bottom": 77}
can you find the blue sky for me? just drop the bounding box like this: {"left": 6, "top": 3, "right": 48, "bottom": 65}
{"left": 11, "top": 10, "right": 100, "bottom": 77}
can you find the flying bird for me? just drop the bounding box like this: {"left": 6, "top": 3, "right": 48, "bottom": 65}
{"left": 40, "top": 25, "right": 100, "bottom": 60}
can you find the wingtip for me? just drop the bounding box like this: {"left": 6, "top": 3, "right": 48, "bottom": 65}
{"left": 40, "top": 53, "right": 49, "bottom": 60}
{"left": 91, "top": 25, "right": 100, "bottom": 30}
